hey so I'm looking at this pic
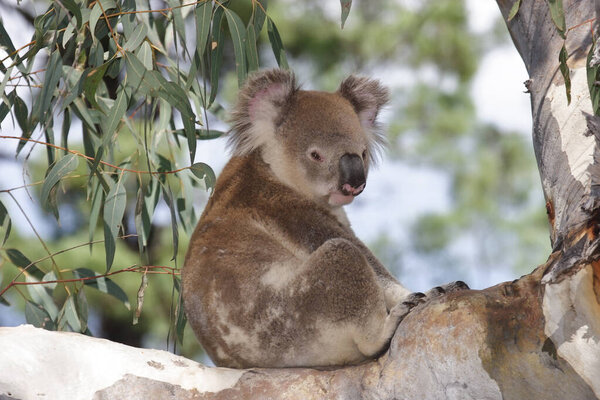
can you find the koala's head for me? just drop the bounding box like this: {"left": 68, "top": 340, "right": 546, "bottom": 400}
{"left": 229, "top": 69, "right": 389, "bottom": 208}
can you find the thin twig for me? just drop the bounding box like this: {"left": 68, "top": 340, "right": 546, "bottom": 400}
{"left": 0, "top": 136, "right": 193, "bottom": 175}
{"left": 0, "top": 265, "right": 179, "bottom": 298}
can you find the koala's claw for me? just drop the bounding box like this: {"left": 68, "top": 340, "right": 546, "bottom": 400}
{"left": 425, "top": 286, "right": 446, "bottom": 298}
{"left": 444, "top": 280, "right": 470, "bottom": 292}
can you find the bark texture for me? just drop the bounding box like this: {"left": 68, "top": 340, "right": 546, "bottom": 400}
{"left": 1, "top": 1, "right": 599, "bottom": 399}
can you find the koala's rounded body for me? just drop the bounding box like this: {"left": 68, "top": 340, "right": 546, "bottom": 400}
{"left": 183, "top": 70, "right": 415, "bottom": 368}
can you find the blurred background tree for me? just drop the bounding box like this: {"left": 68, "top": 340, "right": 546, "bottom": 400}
{"left": 0, "top": 0, "right": 549, "bottom": 363}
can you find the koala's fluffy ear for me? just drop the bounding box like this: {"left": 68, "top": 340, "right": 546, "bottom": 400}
{"left": 229, "top": 69, "right": 298, "bottom": 156}
{"left": 338, "top": 76, "right": 389, "bottom": 163}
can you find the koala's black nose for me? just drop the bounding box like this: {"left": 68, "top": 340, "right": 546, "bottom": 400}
{"left": 339, "top": 153, "right": 366, "bottom": 196}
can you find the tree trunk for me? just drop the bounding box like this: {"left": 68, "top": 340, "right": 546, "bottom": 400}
{"left": 1, "top": 2, "right": 599, "bottom": 399}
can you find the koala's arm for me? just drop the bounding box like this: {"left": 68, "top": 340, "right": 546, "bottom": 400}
{"left": 350, "top": 240, "right": 412, "bottom": 310}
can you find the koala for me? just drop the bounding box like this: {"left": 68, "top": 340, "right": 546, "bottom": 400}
{"left": 182, "top": 69, "right": 467, "bottom": 369}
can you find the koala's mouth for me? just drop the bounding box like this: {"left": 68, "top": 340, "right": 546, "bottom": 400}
{"left": 328, "top": 183, "right": 365, "bottom": 206}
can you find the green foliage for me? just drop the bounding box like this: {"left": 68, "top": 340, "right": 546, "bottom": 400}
{"left": 0, "top": 0, "right": 289, "bottom": 354}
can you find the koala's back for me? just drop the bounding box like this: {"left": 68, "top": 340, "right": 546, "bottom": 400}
{"left": 182, "top": 152, "right": 374, "bottom": 368}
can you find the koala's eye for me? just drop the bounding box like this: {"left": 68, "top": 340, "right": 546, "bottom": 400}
{"left": 310, "top": 150, "right": 323, "bottom": 162}
{"left": 362, "top": 150, "right": 367, "bottom": 160}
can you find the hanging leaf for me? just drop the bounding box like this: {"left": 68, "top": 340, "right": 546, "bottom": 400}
{"left": 340, "top": 0, "right": 352, "bottom": 29}
{"left": 136, "top": 41, "right": 153, "bottom": 70}
{"left": 224, "top": 8, "right": 248, "bottom": 87}
{"left": 61, "top": 107, "right": 71, "bottom": 154}
{"left": 190, "top": 162, "right": 216, "bottom": 191}
{"left": 195, "top": 0, "right": 212, "bottom": 59}
{"left": 13, "top": 94, "right": 29, "bottom": 136}
{"left": 83, "top": 62, "right": 111, "bottom": 112}
{"left": 558, "top": 43, "right": 571, "bottom": 105}
{"left": 73, "top": 268, "right": 131, "bottom": 309}
{"left": 26, "top": 271, "right": 59, "bottom": 321}
{"left": 88, "top": 178, "right": 104, "bottom": 248}
{"left": 0, "top": 22, "right": 26, "bottom": 75}
{"left": 40, "top": 153, "right": 79, "bottom": 214}
{"left": 173, "top": 128, "right": 225, "bottom": 140}
{"left": 0, "top": 20, "right": 17, "bottom": 73}
{"left": 161, "top": 185, "right": 179, "bottom": 261}
{"left": 6, "top": 249, "right": 45, "bottom": 280}
{"left": 507, "top": 0, "right": 521, "bottom": 22}
{"left": 245, "top": 23, "right": 259, "bottom": 73}
{"left": 0, "top": 200, "right": 12, "bottom": 246}
{"left": 25, "top": 301, "right": 55, "bottom": 330}
{"left": 546, "top": 0, "right": 565, "bottom": 38}
{"left": 122, "top": 23, "right": 148, "bottom": 53}
{"left": 208, "top": 5, "right": 226, "bottom": 107}
{"left": 587, "top": 42, "right": 600, "bottom": 116}
{"left": 133, "top": 272, "right": 148, "bottom": 325}
{"left": 75, "top": 289, "right": 89, "bottom": 332}
{"left": 101, "top": 88, "right": 128, "bottom": 138}
{"left": 59, "top": 295, "right": 84, "bottom": 332}
{"left": 57, "top": 0, "right": 83, "bottom": 29}
{"left": 267, "top": 17, "right": 289, "bottom": 69}
{"left": 134, "top": 184, "right": 154, "bottom": 253}
{"left": 174, "top": 276, "right": 187, "bottom": 345}
{"left": 252, "top": 0, "right": 268, "bottom": 37}
{"left": 28, "top": 50, "right": 63, "bottom": 136}
{"left": 167, "top": 0, "right": 187, "bottom": 44}
{"left": 103, "top": 175, "right": 127, "bottom": 271}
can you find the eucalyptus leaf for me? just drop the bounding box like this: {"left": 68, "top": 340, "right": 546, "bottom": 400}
{"left": 190, "top": 162, "right": 216, "bottom": 191}
{"left": 61, "top": 295, "right": 82, "bottom": 332}
{"left": 0, "top": 199, "right": 12, "bottom": 246}
{"left": 507, "top": 0, "right": 521, "bottom": 22}
{"left": 25, "top": 301, "right": 55, "bottom": 330}
{"left": 267, "top": 17, "right": 288, "bottom": 69}
{"left": 195, "top": 0, "right": 212, "bottom": 59}
{"left": 587, "top": 42, "right": 600, "bottom": 116}
{"left": 558, "top": 43, "right": 571, "bottom": 105}
{"left": 224, "top": 8, "right": 247, "bottom": 87}
{"left": 73, "top": 268, "right": 131, "bottom": 310}
{"left": 83, "top": 62, "right": 111, "bottom": 112}
{"left": 26, "top": 271, "right": 59, "bottom": 321}
{"left": 161, "top": 185, "right": 179, "bottom": 261}
{"left": 208, "top": 5, "right": 226, "bottom": 106}
{"left": 252, "top": 0, "right": 267, "bottom": 37}
{"left": 136, "top": 41, "right": 153, "bottom": 70}
{"left": 101, "top": 88, "right": 128, "bottom": 138}
{"left": 40, "top": 153, "right": 79, "bottom": 214}
{"left": 245, "top": 23, "right": 259, "bottom": 73}
{"left": 103, "top": 176, "right": 127, "bottom": 271}
{"left": 340, "top": 0, "right": 352, "bottom": 29}
{"left": 123, "top": 23, "right": 148, "bottom": 53}
{"left": 6, "top": 248, "right": 44, "bottom": 280}
{"left": 61, "top": 107, "right": 71, "bottom": 154}
{"left": 546, "top": 0, "right": 565, "bottom": 38}
{"left": 29, "top": 50, "right": 62, "bottom": 135}
{"left": 13, "top": 94, "right": 29, "bottom": 137}
{"left": 57, "top": 0, "right": 82, "bottom": 29}
{"left": 75, "top": 289, "right": 89, "bottom": 332}
{"left": 88, "top": 179, "right": 104, "bottom": 248}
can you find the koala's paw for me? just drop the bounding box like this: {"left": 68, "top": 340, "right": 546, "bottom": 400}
{"left": 425, "top": 280, "right": 470, "bottom": 299}
{"left": 388, "top": 293, "right": 424, "bottom": 322}
{"left": 402, "top": 291, "right": 427, "bottom": 307}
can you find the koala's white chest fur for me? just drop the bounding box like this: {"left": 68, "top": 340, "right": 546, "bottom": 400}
{"left": 182, "top": 69, "right": 414, "bottom": 369}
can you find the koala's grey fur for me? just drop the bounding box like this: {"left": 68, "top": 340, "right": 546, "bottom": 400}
{"left": 182, "top": 69, "right": 465, "bottom": 369}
